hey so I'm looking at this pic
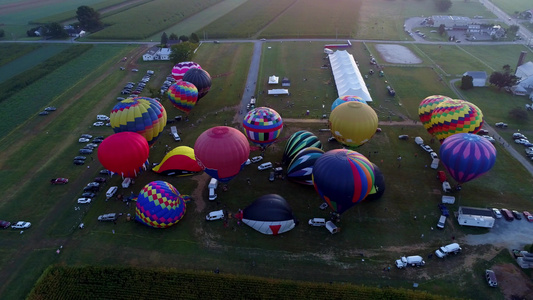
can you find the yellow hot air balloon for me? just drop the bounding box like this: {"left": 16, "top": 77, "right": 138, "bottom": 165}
{"left": 329, "top": 101, "right": 378, "bottom": 147}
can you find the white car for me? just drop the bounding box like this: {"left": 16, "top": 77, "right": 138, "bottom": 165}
{"left": 93, "top": 122, "right": 105, "bottom": 127}
{"left": 421, "top": 144, "right": 433, "bottom": 152}
{"left": 492, "top": 208, "right": 502, "bottom": 219}
{"left": 245, "top": 159, "right": 251, "bottom": 166}
{"left": 11, "top": 221, "right": 31, "bottom": 229}
{"left": 258, "top": 162, "right": 273, "bottom": 170}
{"left": 78, "top": 198, "right": 92, "bottom": 204}
{"left": 250, "top": 156, "right": 263, "bottom": 163}
{"left": 495, "top": 122, "right": 508, "bottom": 128}
{"left": 481, "top": 135, "right": 495, "bottom": 144}
{"left": 430, "top": 152, "right": 438, "bottom": 159}
{"left": 86, "top": 182, "right": 100, "bottom": 187}
{"left": 205, "top": 210, "right": 224, "bottom": 221}
{"left": 78, "top": 138, "right": 90, "bottom": 143}
{"left": 515, "top": 138, "right": 529, "bottom": 144}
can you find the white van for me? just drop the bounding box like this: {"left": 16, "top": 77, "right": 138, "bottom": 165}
{"left": 308, "top": 218, "right": 326, "bottom": 227}
{"left": 208, "top": 178, "right": 218, "bottom": 201}
{"left": 437, "top": 215, "right": 446, "bottom": 229}
{"left": 106, "top": 186, "right": 118, "bottom": 198}
{"left": 258, "top": 162, "right": 273, "bottom": 170}
{"left": 172, "top": 132, "right": 181, "bottom": 141}
{"left": 430, "top": 158, "right": 440, "bottom": 169}
{"left": 414, "top": 136, "right": 424, "bottom": 145}
{"left": 205, "top": 210, "right": 224, "bottom": 221}
{"left": 122, "top": 178, "right": 131, "bottom": 188}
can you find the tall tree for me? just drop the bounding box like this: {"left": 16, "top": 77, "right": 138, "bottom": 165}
{"left": 170, "top": 42, "right": 195, "bottom": 64}
{"left": 434, "top": 0, "right": 452, "bottom": 12}
{"left": 0, "top": 29, "right": 4, "bottom": 38}
{"left": 179, "top": 35, "right": 189, "bottom": 42}
{"left": 76, "top": 6, "right": 102, "bottom": 32}
{"left": 169, "top": 33, "right": 179, "bottom": 41}
{"left": 189, "top": 33, "right": 199, "bottom": 43}
{"left": 460, "top": 75, "right": 473, "bottom": 90}
{"left": 161, "top": 32, "right": 168, "bottom": 46}
{"left": 438, "top": 24, "right": 446, "bottom": 36}
{"left": 46, "top": 22, "right": 68, "bottom": 38}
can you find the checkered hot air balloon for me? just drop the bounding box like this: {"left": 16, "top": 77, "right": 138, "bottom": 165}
{"left": 135, "top": 181, "right": 187, "bottom": 228}
{"left": 243, "top": 107, "right": 283, "bottom": 147}
{"left": 167, "top": 81, "right": 198, "bottom": 114}
{"left": 429, "top": 99, "right": 484, "bottom": 143}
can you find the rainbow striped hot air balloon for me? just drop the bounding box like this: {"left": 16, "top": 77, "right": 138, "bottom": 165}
{"left": 429, "top": 99, "right": 484, "bottom": 143}
{"left": 312, "top": 149, "right": 374, "bottom": 214}
{"left": 439, "top": 133, "right": 496, "bottom": 185}
{"left": 167, "top": 81, "right": 198, "bottom": 114}
{"left": 243, "top": 107, "right": 283, "bottom": 147}
{"left": 110, "top": 97, "right": 167, "bottom": 145}
{"left": 418, "top": 95, "right": 452, "bottom": 135}
{"left": 135, "top": 181, "right": 186, "bottom": 228}
{"left": 331, "top": 95, "right": 366, "bottom": 112}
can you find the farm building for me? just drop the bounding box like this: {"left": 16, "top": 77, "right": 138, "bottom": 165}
{"left": 516, "top": 61, "right": 533, "bottom": 80}
{"left": 457, "top": 206, "right": 495, "bottom": 228}
{"left": 429, "top": 15, "right": 471, "bottom": 29}
{"left": 463, "top": 71, "right": 487, "bottom": 87}
{"left": 143, "top": 47, "right": 171, "bottom": 61}
{"left": 328, "top": 50, "right": 372, "bottom": 102}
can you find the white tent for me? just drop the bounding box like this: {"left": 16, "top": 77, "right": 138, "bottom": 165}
{"left": 268, "top": 89, "right": 289, "bottom": 95}
{"left": 516, "top": 61, "right": 533, "bottom": 80}
{"left": 329, "top": 50, "right": 372, "bottom": 102}
{"left": 268, "top": 75, "right": 279, "bottom": 84}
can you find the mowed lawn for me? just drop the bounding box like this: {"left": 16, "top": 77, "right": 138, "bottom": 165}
{"left": 491, "top": 0, "right": 532, "bottom": 16}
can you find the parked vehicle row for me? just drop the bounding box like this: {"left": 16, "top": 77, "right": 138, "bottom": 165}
{"left": 492, "top": 208, "right": 533, "bottom": 222}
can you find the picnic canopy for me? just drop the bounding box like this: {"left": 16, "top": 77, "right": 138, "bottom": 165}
{"left": 329, "top": 50, "right": 372, "bottom": 102}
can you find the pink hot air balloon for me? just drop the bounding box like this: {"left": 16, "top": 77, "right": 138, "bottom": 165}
{"left": 171, "top": 61, "right": 201, "bottom": 81}
{"left": 97, "top": 132, "right": 150, "bottom": 177}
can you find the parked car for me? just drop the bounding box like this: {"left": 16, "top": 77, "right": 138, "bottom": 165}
{"left": 79, "top": 149, "right": 93, "bottom": 154}
{"left": 44, "top": 106, "right": 57, "bottom": 111}
{"left": 495, "top": 122, "right": 508, "bottom": 128}
{"left": 83, "top": 186, "right": 99, "bottom": 192}
{"left": 80, "top": 134, "right": 93, "bottom": 139}
{"left": 205, "top": 210, "right": 224, "bottom": 221}
{"left": 78, "top": 138, "right": 90, "bottom": 143}
{"left": 86, "top": 182, "right": 100, "bottom": 188}
{"left": 74, "top": 156, "right": 86, "bottom": 161}
{"left": 421, "top": 144, "right": 433, "bottom": 152}
{"left": 73, "top": 160, "right": 85, "bottom": 165}
{"left": 319, "top": 202, "right": 329, "bottom": 210}
{"left": 98, "top": 213, "right": 118, "bottom": 221}
{"left": 11, "top": 221, "right": 31, "bottom": 229}
{"left": 86, "top": 143, "right": 98, "bottom": 148}
{"left": 258, "top": 162, "right": 273, "bottom": 170}
{"left": 132, "top": 69, "right": 139, "bottom": 72}
{"left": 500, "top": 208, "right": 514, "bottom": 221}
{"left": 491, "top": 208, "right": 502, "bottom": 219}
{"left": 398, "top": 135, "right": 409, "bottom": 140}
{"left": 39, "top": 111, "right": 49, "bottom": 116}
{"left": 477, "top": 129, "right": 489, "bottom": 135}
{"left": 269, "top": 171, "right": 275, "bottom": 182}
{"left": 99, "top": 169, "right": 110, "bottom": 174}
{"left": 512, "top": 210, "right": 522, "bottom": 220}
{"left": 81, "top": 192, "right": 96, "bottom": 198}
{"left": 485, "top": 269, "right": 498, "bottom": 287}
{"left": 523, "top": 211, "right": 533, "bottom": 222}
{"left": 0, "top": 220, "right": 11, "bottom": 228}
{"left": 430, "top": 152, "right": 438, "bottom": 159}
{"left": 250, "top": 156, "right": 263, "bottom": 163}
{"left": 94, "top": 177, "right": 107, "bottom": 183}
{"left": 481, "top": 135, "right": 496, "bottom": 144}
{"left": 77, "top": 198, "right": 92, "bottom": 204}
{"left": 50, "top": 178, "right": 68, "bottom": 185}
{"left": 515, "top": 138, "right": 529, "bottom": 144}
{"left": 438, "top": 204, "right": 450, "bottom": 217}
{"left": 513, "top": 133, "right": 526, "bottom": 139}
{"left": 93, "top": 122, "right": 105, "bottom": 127}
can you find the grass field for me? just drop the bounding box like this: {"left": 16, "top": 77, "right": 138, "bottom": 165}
{"left": 33, "top": 0, "right": 131, "bottom": 24}
{"left": 490, "top": 0, "right": 532, "bottom": 16}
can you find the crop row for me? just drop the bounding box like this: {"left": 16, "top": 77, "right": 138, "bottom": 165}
{"left": 28, "top": 265, "right": 446, "bottom": 299}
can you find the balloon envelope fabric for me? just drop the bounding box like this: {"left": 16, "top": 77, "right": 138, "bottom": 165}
{"left": 243, "top": 107, "right": 283, "bottom": 146}
{"left": 135, "top": 181, "right": 186, "bottom": 228}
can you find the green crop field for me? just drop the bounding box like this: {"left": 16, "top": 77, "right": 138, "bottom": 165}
{"left": 33, "top": 0, "right": 131, "bottom": 24}
{"left": 491, "top": 0, "right": 532, "bottom": 16}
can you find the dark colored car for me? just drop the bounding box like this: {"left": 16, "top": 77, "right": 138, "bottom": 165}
{"left": 92, "top": 138, "right": 104, "bottom": 143}
{"left": 83, "top": 186, "right": 99, "bottom": 192}
{"left": 79, "top": 149, "right": 93, "bottom": 154}
{"left": 50, "top": 178, "right": 69, "bottom": 185}
{"left": 80, "top": 134, "right": 92, "bottom": 139}
{"left": 39, "top": 111, "right": 49, "bottom": 116}
{"left": 438, "top": 204, "right": 450, "bottom": 217}
{"left": 398, "top": 135, "right": 409, "bottom": 140}
{"left": 81, "top": 192, "right": 96, "bottom": 198}
{"left": 99, "top": 169, "right": 110, "bottom": 175}
{"left": 500, "top": 208, "right": 514, "bottom": 221}
{"left": 74, "top": 156, "right": 86, "bottom": 160}
{"left": 476, "top": 129, "right": 489, "bottom": 135}
{"left": 512, "top": 210, "right": 522, "bottom": 220}
{"left": 94, "top": 177, "right": 107, "bottom": 183}
{"left": 73, "top": 160, "right": 85, "bottom": 165}
{"left": 0, "top": 220, "right": 11, "bottom": 228}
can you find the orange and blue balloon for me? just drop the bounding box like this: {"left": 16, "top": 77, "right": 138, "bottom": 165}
{"left": 312, "top": 149, "right": 374, "bottom": 214}
{"left": 135, "top": 181, "right": 186, "bottom": 228}
{"left": 243, "top": 107, "right": 283, "bottom": 147}
{"left": 167, "top": 81, "right": 198, "bottom": 114}
{"left": 439, "top": 133, "right": 496, "bottom": 184}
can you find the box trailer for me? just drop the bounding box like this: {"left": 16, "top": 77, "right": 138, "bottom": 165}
{"left": 457, "top": 206, "right": 495, "bottom": 228}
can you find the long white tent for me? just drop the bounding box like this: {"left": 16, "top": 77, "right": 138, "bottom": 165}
{"left": 329, "top": 50, "right": 372, "bottom": 102}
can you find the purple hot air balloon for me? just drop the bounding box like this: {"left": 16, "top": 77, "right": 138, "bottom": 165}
{"left": 439, "top": 133, "right": 496, "bottom": 185}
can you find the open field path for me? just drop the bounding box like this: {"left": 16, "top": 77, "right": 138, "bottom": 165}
{"left": 0, "top": 45, "right": 149, "bottom": 297}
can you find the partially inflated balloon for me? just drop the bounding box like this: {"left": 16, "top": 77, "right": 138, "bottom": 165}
{"left": 135, "top": 181, "right": 186, "bottom": 228}
{"left": 418, "top": 95, "right": 451, "bottom": 135}
{"left": 439, "top": 133, "right": 496, "bottom": 184}
{"left": 194, "top": 126, "right": 250, "bottom": 182}
{"left": 282, "top": 131, "right": 322, "bottom": 165}
{"left": 287, "top": 147, "right": 324, "bottom": 185}
{"left": 312, "top": 149, "right": 374, "bottom": 214}
{"left": 152, "top": 146, "right": 202, "bottom": 176}
{"left": 243, "top": 107, "right": 283, "bottom": 147}
{"left": 429, "top": 99, "right": 484, "bottom": 143}
{"left": 331, "top": 95, "right": 366, "bottom": 112}
{"left": 329, "top": 101, "right": 378, "bottom": 147}
{"left": 365, "top": 163, "right": 386, "bottom": 201}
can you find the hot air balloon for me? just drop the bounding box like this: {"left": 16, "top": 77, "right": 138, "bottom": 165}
{"left": 135, "top": 181, "right": 186, "bottom": 228}
{"left": 282, "top": 130, "right": 322, "bottom": 165}
{"left": 439, "top": 133, "right": 496, "bottom": 185}
{"left": 243, "top": 107, "right": 283, "bottom": 147}
{"left": 418, "top": 95, "right": 451, "bottom": 135}
{"left": 167, "top": 81, "right": 198, "bottom": 114}
{"left": 331, "top": 95, "right": 366, "bottom": 112}
{"left": 365, "top": 163, "right": 386, "bottom": 201}
{"left": 98, "top": 132, "right": 150, "bottom": 178}
{"left": 152, "top": 146, "right": 202, "bottom": 176}
{"left": 429, "top": 99, "right": 484, "bottom": 143}
{"left": 287, "top": 147, "right": 324, "bottom": 185}
{"left": 312, "top": 149, "right": 374, "bottom": 214}
{"left": 110, "top": 97, "right": 167, "bottom": 145}
{"left": 182, "top": 68, "right": 211, "bottom": 100}
{"left": 194, "top": 126, "right": 250, "bottom": 182}
{"left": 329, "top": 101, "right": 378, "bottom": 148}
{"left": 171, "top": 61, "right": 201, "bottom": 81}
{"left": 234, "top": 194, "right": 296, "bottom": 235}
